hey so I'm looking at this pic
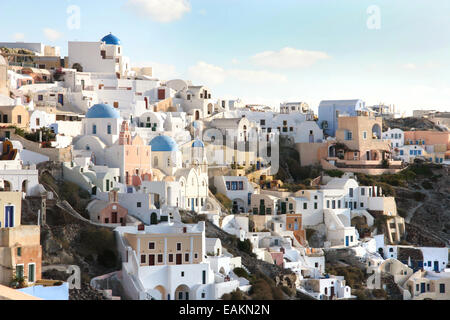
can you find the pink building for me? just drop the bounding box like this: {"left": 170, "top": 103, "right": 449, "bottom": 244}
{"left": 119, "top": 121, "right": 153, "bottom": 186}
{"left": 404, "top": 131, "right": 450, "bottom": 148}
{"left": 269, "top": 251, "right": 284, "bottom": 266}
{"left": 88, "top": 191, "right": 128, "bottom": 224}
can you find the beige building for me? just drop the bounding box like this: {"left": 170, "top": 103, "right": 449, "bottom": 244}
{"left": 296, "top": 115, "right": 403, "bottom": 174}
{"left": 0, "top": 191, "right": 42, "bottom": 286}
{"left": 405, "top": 270, "right": 450, "bottom": 300}
{"left": 123, "top": 224, "right": 205, "bottom": 267}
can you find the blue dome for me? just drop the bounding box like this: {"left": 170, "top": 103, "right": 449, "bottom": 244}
{"left": 149, "top": 136, "right": 178, "bottom": 152}
{"left": 101, "top": 33, "right": 121, "bottom": 45}
{"left": 86, "top": 104, "right": 120, "bottom": 119}
{"left": 192, "top": 139, "right": 204, "bottom": 148}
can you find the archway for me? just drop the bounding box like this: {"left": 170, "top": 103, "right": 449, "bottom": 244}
{"left": 150, "top": 212, "right": 158, "bottom": 225}
{"left": 175, "top": 284, "right": 190, "bottom": 300}
{"left": 3, "top": 180, "right": 11, "bottom": 191}
{"left": 195, "top": 110, "right": 200, "bottom": 121}
{"left": 372, "top": 124, "right": 381, "bottom": 140}
{"left": 207, "top": 103, "right": 213, "bottom": 115}
{"left": 154, "top": 285, "right": 166, "bottom": 300}
{"left": 328, "top": 145, "right": 336, "bottom": 157}
{"left": 21, "top": 180, "right": 28, "bottom": 193}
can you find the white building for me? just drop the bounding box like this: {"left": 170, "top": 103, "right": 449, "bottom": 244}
{"left": 68, "top": 34, "right": 131, "bottom": 78}
{"left": 115, "top": 221, "right": 245, "bottom": 300}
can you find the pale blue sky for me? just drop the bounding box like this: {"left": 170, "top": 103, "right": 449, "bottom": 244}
{"left": 0, "top": 0, "right": 449, "bottom": 114}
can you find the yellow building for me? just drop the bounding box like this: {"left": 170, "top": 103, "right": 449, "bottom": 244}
{"left": 0, "top": 105, "right": 30, "bottom": 130}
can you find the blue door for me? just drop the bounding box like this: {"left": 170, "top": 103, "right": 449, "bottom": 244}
{"left": 5, "top": 206, "right": 14, "bottom": 228}
{"left": 191, "top": 199, "right": 195, "bottom": 211}
{"left": 345, "top": 236, "right": 349, "bottom": 246}
{"left": 421, "top": 283, "right": 425, "bottom": 293}
{"left": 434, "top": 261, "right": 439, "bottom": 272}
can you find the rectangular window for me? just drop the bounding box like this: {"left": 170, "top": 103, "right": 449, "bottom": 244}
{"left": 137, "top": 202, "right": 141, "bottom": 208}
{"left": 440, "top": 284, "right": 445, "bottom": 293}
{"left": 141, "top": 255, "right": 146, "bottom": 264}
{"left": 349, "top": 188, "right": 354, "bottom": 197}
{"left": 303, "top": 203, "right": 307, "bottom": 210}
{"left": 361, "top": 188, "right": 365, "bottom": 196}
{"left": 177, "top": 243, "right": 182, "bottom": 251}
{"left": 17, "top": 115, "right": 22, "bottom": 124}
{"left": 314, "top": 202, "right": 318, "bottom": 209}
{"left": 149, "top": 242, "right": 155, "bottom": 250}
{"left": 346, "top": 131, "right": 353, "bottom": 140}
{"left": 16, "top": 265, "right": 24, "bottom": 280}
{"left": 17, "top": 247, "right": 22, "bottom": 257}
{"left": 327, "top": 200, "right": 330, "bottom": 208}
{"left": 28, "top": 264, "right": 35, "bottom": 283}
{"left": 202, "top": 270, "right": 206, "bottom": 284}
{"left": 185, "top": 253, "right": 189, "bottom": 262}
{"left": 158, "top": 254, "right": 163, "bottom": 263}
{"left": 158, "top": 89, "right": 165, "bottom": 100}
{"left": 226, "top": 182, "right": 231, "bottom": 190}
{"left": 168, "top": 254, "right": 173, "bottom": 263}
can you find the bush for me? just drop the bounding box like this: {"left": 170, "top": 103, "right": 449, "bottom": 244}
{"left": 233, "top": 267, "right": 251, "bottom": 280}
{"left": 98, "top": 249, "right": 117, "bottom": 268}
{"left": 248, "top": 273, "right": 287, "bottom": 300}
{"left": 215, "top": 193, "right": 232, "bottom": 212}
{"left": 421, "top": 180, "right": 433, "bottom": 190}
{"left": 281, "top": 285, "right": 296, "bottom": 297}
{"left": 353, "top": 289, "right": 369, "bottom": 300}
{"left": 60, "top": 181, "right": 90, "bottom": 213}
{"left": 325, "top": 266, "right": 366, "bottom": 289}
{"left": 79, "top": 227, "right": 116, "bottom": 256}
{"left": 325, "top": 169, "right": 345, "bottom": 178}
{"left": 237, "top": 239, "right": 253, "bottom": 255}
{"left": 376, "top": 182, "right": 395, "bottom": 197}
{"left": 372, "top": 289, "right": 388, "bottom": 299}
{"left": 413, "top": 192, "right": 426, "bottom": 202}
{"left": 222, "top": 289, "right": 246, "bottom": 300}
